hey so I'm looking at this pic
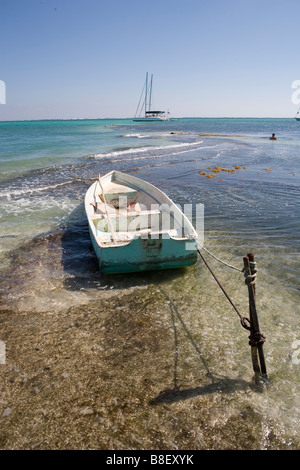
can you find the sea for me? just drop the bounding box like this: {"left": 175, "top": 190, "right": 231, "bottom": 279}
{"left": 0, "top": 117, "right": 299, "bottom": 450}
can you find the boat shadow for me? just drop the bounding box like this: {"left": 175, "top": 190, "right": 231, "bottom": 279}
{"left": 61, "top": 204, "right": 187, "bottom": 291}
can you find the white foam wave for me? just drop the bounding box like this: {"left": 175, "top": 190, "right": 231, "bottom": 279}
{"left": 110, "top": 143, "right": 219, "bottom": 164}
{"left": 122, "top": 133, "right": 151, "bottom": 139}
{"left": 0, "top": 180, "right": 74, "bottom": 199}
{"left": 122, "top": 132, "right": 173, "bottom": 139}
{"left": 91, "top": 140, "right": 204, "bottom": 160}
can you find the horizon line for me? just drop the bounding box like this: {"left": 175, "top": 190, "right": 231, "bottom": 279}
{"left": 0, "top": 116, "right": 297, "bottom": 123}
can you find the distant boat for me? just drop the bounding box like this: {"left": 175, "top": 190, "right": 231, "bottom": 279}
{"left": 296, "top": 108, "right": 300, "bottom": 121}
{"left": 133, "top": 73, "right": 169, "bottom": 122}
{"left": 85, "top": 171, "right": 198, "bottom": 273}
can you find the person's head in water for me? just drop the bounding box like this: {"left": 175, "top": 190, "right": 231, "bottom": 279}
{"left": 270, "top": 133, "right": 277, "bottom": 140}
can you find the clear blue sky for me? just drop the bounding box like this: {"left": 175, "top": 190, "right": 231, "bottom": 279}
{"left": 1, "top": 0, "right": 300, "bottom": 120}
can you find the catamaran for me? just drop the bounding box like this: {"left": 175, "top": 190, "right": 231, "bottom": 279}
{"left": 133, "top": 73, "right": 169, "bottom": 122}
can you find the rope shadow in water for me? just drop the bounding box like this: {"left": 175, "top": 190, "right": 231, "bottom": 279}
{"left": 150, "top": 377, "right": 250, "bottom": 405}
{"left": 150, "top": 289, "right": 251, "bottom": 405}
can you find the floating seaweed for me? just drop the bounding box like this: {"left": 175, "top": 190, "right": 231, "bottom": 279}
{"left": 198, "top": 164, "right": 248, "bottom": 180}
{"left": 212, "top": 166, "right": 224, "bottom": 172}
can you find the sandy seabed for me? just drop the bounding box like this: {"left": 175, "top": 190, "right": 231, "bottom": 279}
{"left": 0, "top": 231, "right": 298, "bottom": 451}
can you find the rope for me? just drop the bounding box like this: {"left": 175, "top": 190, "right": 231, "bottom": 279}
{"left": 196, "top": 243, "right": 259, "bottom": 291}
{"left": 197, "top": 245, "right": 267, "bottom": 379}
{"left": 244, "top": 261, "right": 257, "bottom": 285}
{"left": 196, "top": 242, "right": 243, "bottom": 273}
{"left": 249, "top": 331, "right": 266, "bottom": 347}
{"left": 197, "top": 248, "right": 251, "bottom": 332}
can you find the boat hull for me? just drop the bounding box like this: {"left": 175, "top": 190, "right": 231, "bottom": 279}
{"left": 88, "top": 226, "right": 197, "bottom": 273}
{"left": 133, "top": 117, "right": 169, "bottom": 122}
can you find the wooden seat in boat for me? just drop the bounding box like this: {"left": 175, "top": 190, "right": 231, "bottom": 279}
{"left": 99, "top": 181, "right": 138, "bottom": 208}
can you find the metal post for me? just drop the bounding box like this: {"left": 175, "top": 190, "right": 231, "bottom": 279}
{"left": 243, "top": 254, "right": 268, "bottom": 383}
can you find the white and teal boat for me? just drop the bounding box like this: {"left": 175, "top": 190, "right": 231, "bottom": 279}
{"left": 85, "top": 171, "right": 198, "bottom": 274}
{"left": 133, "top": 73, "right": 169, "bottom": 122}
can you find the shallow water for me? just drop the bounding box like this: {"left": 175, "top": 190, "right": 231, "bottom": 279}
{"left": 0, "top": 118, "right": 299, "bottom": 449}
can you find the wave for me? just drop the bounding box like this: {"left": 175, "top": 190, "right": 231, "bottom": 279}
{"left": 122, "top": 133, "right": 151, "bottom": 138}
{"left": 121, "top": 132, "right": 172, "bottom": 139}
{"left": 0, "top": 178, "right": 89, "bottom": 199}
{"left": 111, "top": 145, "right": 212, "bottom": 164}
{"left": 88, "top": 140, "right": 204, "bottom": 160}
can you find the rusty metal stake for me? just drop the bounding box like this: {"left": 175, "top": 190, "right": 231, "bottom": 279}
{"left": 243, "top": 254, "right": 268, "bottom": 383}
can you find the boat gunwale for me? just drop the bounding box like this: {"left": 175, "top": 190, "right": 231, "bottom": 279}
{"left": 84, "top": 171, "right": 198, "bottom": 249}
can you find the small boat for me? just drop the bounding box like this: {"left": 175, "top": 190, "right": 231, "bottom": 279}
{"left": 296, "top": 108, "right": 300, "bottom": 121}
{"left": 133, "top": 73, "right": 169, "bottom": 122}
{"left": 84, "top": 171, "right": 198, "bottom": 273}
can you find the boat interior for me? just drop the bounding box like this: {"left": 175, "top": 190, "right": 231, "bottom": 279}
{"left": 89, "top": 178, "right": 187, "bottom": 244}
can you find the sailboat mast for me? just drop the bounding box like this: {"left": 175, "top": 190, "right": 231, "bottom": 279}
{"left": 145, "top": 72, "right": 148, "bottom": 116}
{"left": 149, "top": 74, "right": 153, "bottom": 113}
{"left": 133, "top": 72, "right": 169, "bottom": 122}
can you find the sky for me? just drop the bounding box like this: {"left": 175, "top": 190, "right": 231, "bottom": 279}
{"left": 0, "top": 0, "right": 300, "bottom": 120}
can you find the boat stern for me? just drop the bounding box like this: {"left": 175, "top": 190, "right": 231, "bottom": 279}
{"left": 98, "top": 233, "right": 198, "bottom": 274}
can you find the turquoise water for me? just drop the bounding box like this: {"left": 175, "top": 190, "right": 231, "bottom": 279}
{"left": 0, "top": 118, "right": 300, "bottom": 449}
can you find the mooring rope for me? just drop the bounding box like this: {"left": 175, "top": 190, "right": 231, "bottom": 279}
{"left": 196, "top": 247, "right": 251, "bottom": 332}
{"left": 196, "top": 242, "right": 258, "bottom": 286}
{"left": 196, "top": 243, "right": 267, "bottom": 380}
{"left": 244, "top": 261, "right": 257, "bottom": 286}
{"left": 196, "top": 242, "right": 243, "bottom": 272}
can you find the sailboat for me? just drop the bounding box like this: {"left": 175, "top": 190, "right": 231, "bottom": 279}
{"left": 133, "top": 73, "right": 169, "bottom": 122}
{"left": 295, "top": 108, "right": 300, "bottom": 121}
